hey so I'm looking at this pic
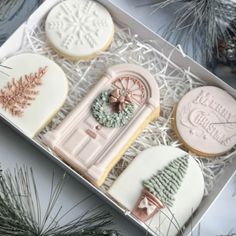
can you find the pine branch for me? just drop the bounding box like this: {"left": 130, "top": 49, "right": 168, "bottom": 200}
{"left": 144, "top": 0, "right": 236, "bottom": 62}
{"left": 0, "top": 166, "right": 121, "bottom": 236}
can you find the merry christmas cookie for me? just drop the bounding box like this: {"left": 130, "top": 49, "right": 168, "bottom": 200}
{"left": 108, "top": 146, "right": 204, "bottom": 236}
{"left": 45, "top": 0, "right": 114, "bottom": 60}
{"left": 43, "top": 64, "right": 160, "bottom": 186}
{"left": 173, "top": 86, "right": 236, "bottom": 157}
{"left": 0, "top": 53, "right": 68, "bottom": 138}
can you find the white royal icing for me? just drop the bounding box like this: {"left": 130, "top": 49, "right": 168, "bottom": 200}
{"left": 45, "top": 0, "right": 114, "bottom": 59}
{"left": 0, "top": 53, "right": 68, "bottom": 138}
{"left": 108, "top": 146, "right": 204, "bottom": 236}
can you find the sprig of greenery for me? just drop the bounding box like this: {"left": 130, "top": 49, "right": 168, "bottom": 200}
{"left": 141, "top": 0, "right": 236, "bottom": 63}
{"left": 0, "top": 166, "right": 121, "bottom": 236}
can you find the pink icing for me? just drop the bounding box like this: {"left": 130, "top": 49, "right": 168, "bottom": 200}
{"left": 176, "top": 86, "right": 236, "bottom": 155}
{"left": 43, "top": 64, "right": 160, "bottom": 185}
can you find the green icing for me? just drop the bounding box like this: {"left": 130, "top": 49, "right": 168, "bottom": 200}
{"left": 143, "top": 155, "right": 189, "bottom": 207}
{"left": 91, "top": 90, "right": 136, "bottom": 128}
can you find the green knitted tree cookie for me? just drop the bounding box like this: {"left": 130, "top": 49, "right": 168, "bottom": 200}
{"left": 143, "top": 155, "right": 189, "bottom": 207}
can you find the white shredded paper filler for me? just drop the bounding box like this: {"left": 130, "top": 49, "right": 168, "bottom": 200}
{"left": 10, "top": 19, "right": 236, "bottom": 198}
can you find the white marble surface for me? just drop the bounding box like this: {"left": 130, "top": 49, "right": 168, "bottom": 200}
{"left": 0, "top": 1, "right": 236, "bottom": 236}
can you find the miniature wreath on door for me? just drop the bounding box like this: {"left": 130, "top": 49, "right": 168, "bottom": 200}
{"left": 91, "top": 76, "right": 146, "bottom": 128}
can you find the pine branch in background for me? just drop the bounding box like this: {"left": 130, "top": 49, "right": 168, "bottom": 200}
{"left": 0, "top": 166, "right": 121, "bottom": 236}
{"left": 143, "top": 0, "right": 236, "bottom": 63}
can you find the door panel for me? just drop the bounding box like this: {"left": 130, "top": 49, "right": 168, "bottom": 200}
{"left": 63, "top": 129, "right": 88, "bottom": 154}
{"left": 61, "top": 111, "right": 119, "bottom": 168}
{"left": 77, "top": 140, "right": 101, "bottom": 166}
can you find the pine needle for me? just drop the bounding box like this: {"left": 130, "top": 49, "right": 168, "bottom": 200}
{"left": 0, "top": 166, "right": 121, "bottom": 236}
{"left": 143, "top": 0, "right": 236, "bottom": 63}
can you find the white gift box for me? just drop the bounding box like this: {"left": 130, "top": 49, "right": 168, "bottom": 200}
{"left": 0, "top": 0, "right": 235, "bottom": 235}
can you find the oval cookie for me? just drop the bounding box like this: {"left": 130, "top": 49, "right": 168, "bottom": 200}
{"left": 45, "top": 0, "right": 114, "bottom": 60}
{"left": 174, "top": 86, "right": 236, "bottom": 157}
{"left": 0, "top": 53, "right": 68, "bottom": 138}
{"left": 108, "top": 146, "right": 204, "bottom": 236}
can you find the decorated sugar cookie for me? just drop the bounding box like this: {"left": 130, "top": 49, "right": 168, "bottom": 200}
{"left": 173, "top": 86, "right": 236, "bottom": 157}
{"left": 108, "top": 146, "right": 204, "bottom": 236}
{"left": 45, "top": 0, "right": 114, "bottom": 60}
{"left": 0, "top": 53, "right": 68, "bottom": 138}
{"left": 43, "top": 64, "right": 160, "bottom": 186}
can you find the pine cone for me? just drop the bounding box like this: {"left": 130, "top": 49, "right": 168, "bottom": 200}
{"left": 218, "top": 36, "right": 236, "bottom": 66}
{"left": 216, "top": 19, "right": 236, "bottom": 68}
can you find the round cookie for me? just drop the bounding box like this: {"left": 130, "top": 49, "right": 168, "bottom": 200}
{"left": 45, "top": 0, "right": 114, "bottom": 60}
{"left": 108, "top": 146, "right": 204, "bottom": 236}
{"left": 0, "top": 53, "right": 68, "bottom": 138}
{"left": 173, "top": 86, "right": 236, "bottom": 157}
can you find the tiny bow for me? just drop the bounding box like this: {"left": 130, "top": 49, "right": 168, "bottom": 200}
{"left": 138, "top": 197, "right": 156, "bottom": 216}
{"left": 109, "top": 89, "right": 132, "bottom": 111}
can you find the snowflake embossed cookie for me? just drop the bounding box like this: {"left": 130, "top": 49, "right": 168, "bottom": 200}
{"left": 0, "top": 53, "right": 68, "bottom": 138}
{"left": 45, "top": 0, "right": 114, "bottom": 60}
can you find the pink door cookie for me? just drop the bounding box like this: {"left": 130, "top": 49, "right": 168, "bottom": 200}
{"left": 43, "top": 64, "right": 160, "bottom": 186}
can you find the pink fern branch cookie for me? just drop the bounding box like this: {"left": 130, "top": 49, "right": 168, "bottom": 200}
{"left": 0, "top": 66, "right": 47, "bottom": 117}
{"left": 0, "top": 54, "right": 68, "bottom": 138}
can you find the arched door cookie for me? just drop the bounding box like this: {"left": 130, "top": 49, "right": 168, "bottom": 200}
{"left": 43, "top": 64, "right": 160, "bottom": 186}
